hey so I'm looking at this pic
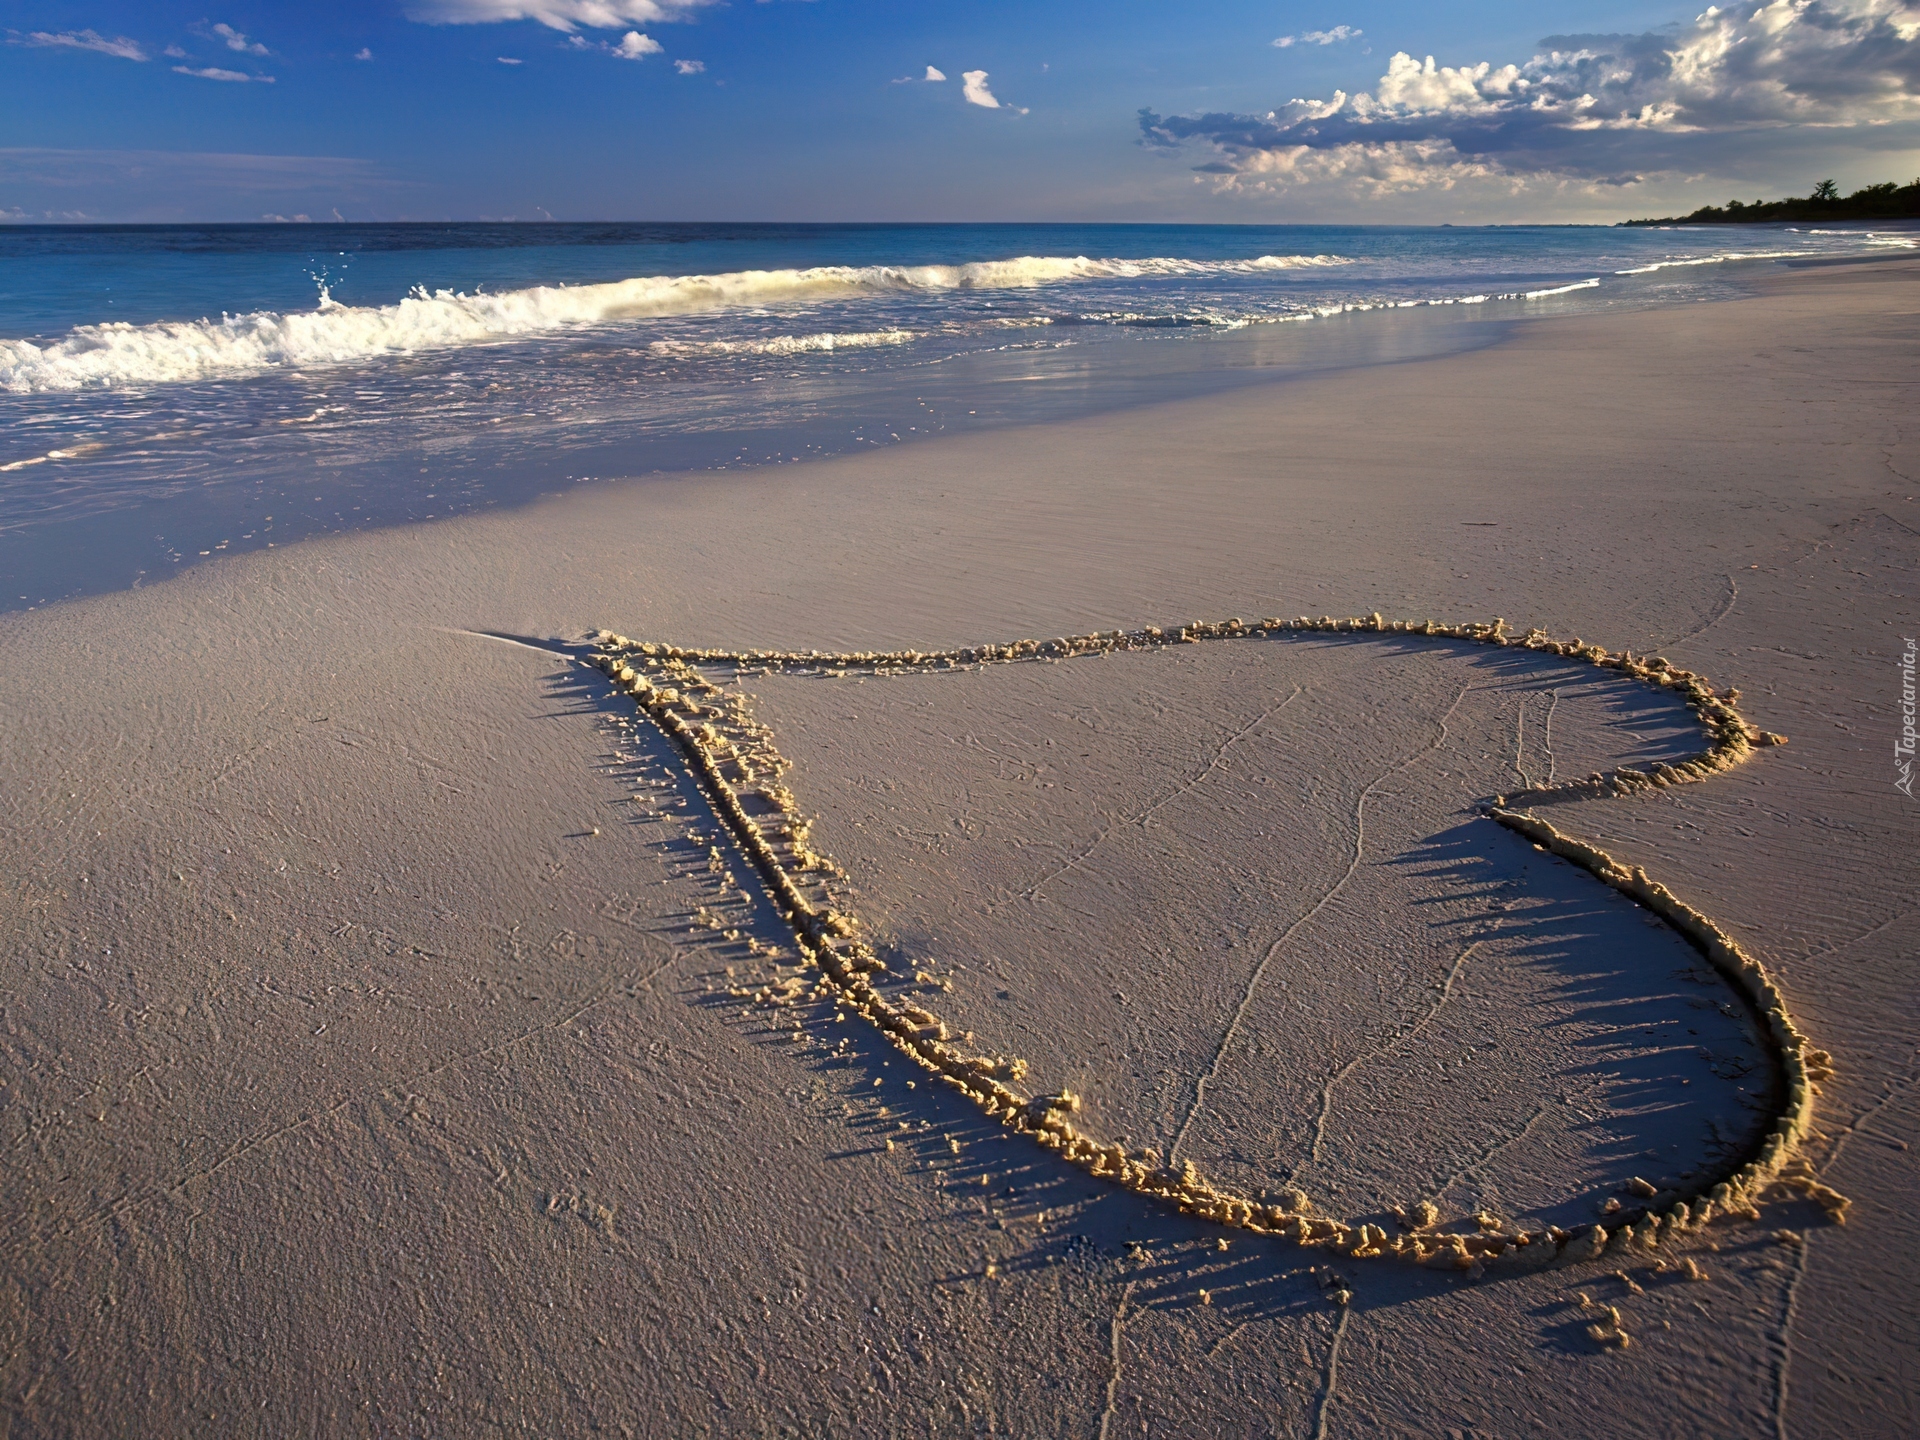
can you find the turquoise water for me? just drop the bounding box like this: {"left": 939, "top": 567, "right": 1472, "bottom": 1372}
{"left": 0, "top": 220, "right": 1909, "bottom": 606}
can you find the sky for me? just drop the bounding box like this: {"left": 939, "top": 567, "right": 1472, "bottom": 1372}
{"left": 4, "top": 0, "right": 1919, "bottom": 224}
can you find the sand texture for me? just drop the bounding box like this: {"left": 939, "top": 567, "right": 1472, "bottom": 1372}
{"left": 1, "top": 259, "right": 1915, "bottom": 1437}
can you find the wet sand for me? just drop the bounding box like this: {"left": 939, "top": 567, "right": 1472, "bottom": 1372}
{"left": 1, "top": 258, "right": 1914, "bottom": 1437}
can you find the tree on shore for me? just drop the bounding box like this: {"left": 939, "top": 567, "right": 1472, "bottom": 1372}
{"left": 1624, "top": 177, "right": 1920, "bottom": 225}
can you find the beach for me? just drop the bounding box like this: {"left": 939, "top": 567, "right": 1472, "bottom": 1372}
{"left": 1, "top": 255, "right": 1914, "bottom": 1437}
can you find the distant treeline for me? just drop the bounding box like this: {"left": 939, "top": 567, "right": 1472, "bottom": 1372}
{"left": 1622, "top": 178, "right": 1920, "bottom": 225}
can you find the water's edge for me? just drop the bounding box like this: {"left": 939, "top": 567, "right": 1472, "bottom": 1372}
{"left": 2, "top": 301, "right": 1523, "bottom": 614}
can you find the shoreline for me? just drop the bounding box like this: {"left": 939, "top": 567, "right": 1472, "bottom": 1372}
{"left": 1, "top": 256, "right": 1913, "bottom": 1436}
{"left": 0, "top": 238, "right": 1840, "bottom": 618}
{"left": 0, "top": 282, "right": 1557, "bottom": 617}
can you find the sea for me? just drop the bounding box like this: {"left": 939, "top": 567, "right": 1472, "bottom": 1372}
{"left": 1, "top": 220, "right": 1912, "bottom": 609}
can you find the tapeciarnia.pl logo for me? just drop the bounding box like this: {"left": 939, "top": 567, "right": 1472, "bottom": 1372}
{"left": 1898, "top": 636, "right": 1917, "bottom": 798}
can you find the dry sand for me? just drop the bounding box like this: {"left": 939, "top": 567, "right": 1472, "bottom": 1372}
{"left": 1, "top": 258, "right": 1914, "bottom": 1437}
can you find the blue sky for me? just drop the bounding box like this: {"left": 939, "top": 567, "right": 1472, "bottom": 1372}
{"left": 5, "top": 1, "right": 1918, "bottom": 223}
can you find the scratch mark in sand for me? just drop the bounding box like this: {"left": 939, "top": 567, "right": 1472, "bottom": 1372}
{"left": 1512, "top": 702, "right": 1533, "bottom": 789}
{"left": 1541, "top": 688, "right": 1560, "bottom": 785}
{"left": 1097, "top": 1282, "right": 1136, "bottom": 1440}
{"left": 1010, "top": 686, "right": 1303, "bottom": 907}
{"left": 1667, "top": 574, "right": 1739, "bottom": 649}
{"left": 1881, "top": 433, "right": 1914, "bottom": 488}
{"left": 1433, "top": 1102, "right": 1551, "bottom": 1201}
{"left": 194, "top": 951, "right": 677, "bottom": 1188}
{"left": 1305, "top": 940, "right": 1484, "bottom": 1169}
{"left": 1311, "top": 1306, "right": 1351, "bottom": 1440}
{"left": 1169, "top": 681, "right": 1478, "bottom": 1166}
{"left": 1774, "top": 1246, "right": 1810, "bottom": 1440}
{"left": 1798, "top": 907, "right": 1912, "bottom": 966}
{"left": 445, "top": 628, "right": 591, "bottom": 661}
{"left": 1876, "top": 507, "right": 1920, "bottom": 537}
{"left": 1206, "top": 1320, "right": 1250, "bottom": 1360}
{"left": 1773, "top": 1072, "right": 1917, "bottom": 1440}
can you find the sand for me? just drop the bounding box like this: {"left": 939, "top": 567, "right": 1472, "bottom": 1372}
{"left": 0, "top": 258, "right": 1914, "bottom": 1437}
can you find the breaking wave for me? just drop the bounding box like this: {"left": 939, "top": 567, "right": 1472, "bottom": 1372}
{"left": 0, "top": 253, "right": 1351, "bottom": 394}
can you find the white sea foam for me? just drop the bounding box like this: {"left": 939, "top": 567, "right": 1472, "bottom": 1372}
{"left": 1612, "top": 249, "right": 1805, "bottom": 275}
{"left": 1521, "top": 278, "right": 1602, "bottom": 298}
{"left": 0, "top": 253, "right": 1352, "bottom": 394}
{"left": 648, "top": 328, "right": 919, "bottom": 357}
{"left": 1806, "top": 231, "right": 1918, "bottom": 246}
{"left": 1060, "top": 310, "right": 1255, "bottom": 328}
{"left": 1285, "top": 279, "right": 1595, "bottom": 321}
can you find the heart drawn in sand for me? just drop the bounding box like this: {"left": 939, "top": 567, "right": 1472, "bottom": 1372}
{"left": 587, "top": 613, "right": 1841, "bottom": 1277}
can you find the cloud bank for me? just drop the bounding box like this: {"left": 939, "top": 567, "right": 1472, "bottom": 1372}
{"left": 209, "top": 23, "right": 269, "bottom": 56}
{"left": 9, "top": 29, "right": 148, "bottom": 61}
{"left": 1274, "top": 26, "right": 1361, "bottom": 49}
{"left": 1145, "top": 0, "right": 1920, "bottom": 195}
{"left": 174, "top": 65, "right": 273, "bottom": 83}
{"left": 405, "top": 0, "right": 710, "bottom": 30}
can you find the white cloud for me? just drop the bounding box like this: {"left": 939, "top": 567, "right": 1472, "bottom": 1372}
{"left": 1205, "top": 138, "right": 1512, "bottom": 197}
{"left": 612, "top": 30, "right": 661, "bottom": 58}
{"left": 925, "top": 64, "right": 945, "bottom": 81}
{"left": 405, "top": 0, "right": 712, "bottom": 32}
{"left": 1368, "top": 51, "right": 1513, "bottom": 115}
{"left": 961, "top": 69, "right": 999, "bottom": 107}
{"left": 174, "top": 64, "right": 271, "bottom": 82}
{"left": 1274, "top": 25, "right": 1361, "bottom": 49}
{"left": 260, "top": 213, "right": 313, "bottom": 222}
{"left": 10, "top": 29, "right": 148, "bottom": 61}
{"left": 164, "top": 44, "right": 187, "bottom": 58}
{"left": 674, "top": 57, "right": 704, "bottom": 73}
{"left": 498, "top": 55, "right": 523, "bottom": 63}
{"left": 960, "top": 69, "right": 1026, "bottom": 113}
{"left": 1147, "top": 0, "right": 1920, "bottom": 194}
{"left": 354, "top": 47, "right": 374, "bottom": 61}
{"left": 211, "top": 22, "right": 269, "bottom": 56}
